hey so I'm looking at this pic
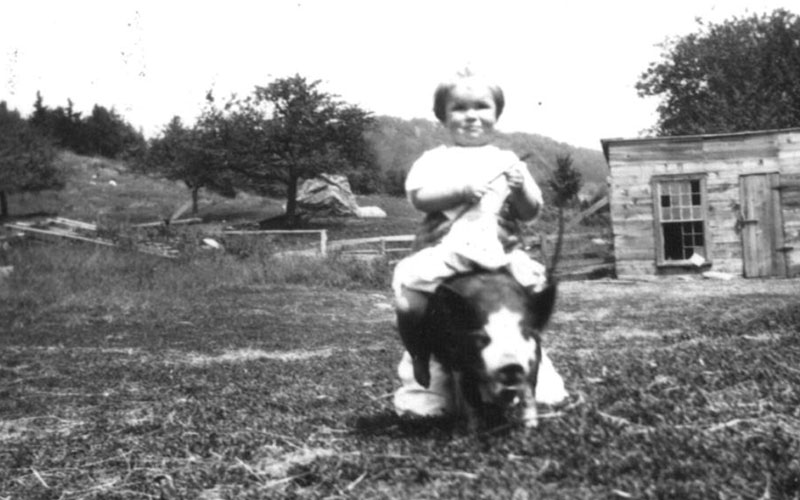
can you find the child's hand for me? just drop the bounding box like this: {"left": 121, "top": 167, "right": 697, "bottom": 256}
{"left": 461, "top": 182, "right": 488, "bottom": 204}
{"left": 505, "top": 162, "right": 528, "bottom": 192}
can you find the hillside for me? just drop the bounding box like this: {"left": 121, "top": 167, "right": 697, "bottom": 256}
{"left": 366, "top": 115, "right": 609, "bottom": 194}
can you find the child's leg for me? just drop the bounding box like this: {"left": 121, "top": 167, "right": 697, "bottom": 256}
{"left": 507, "top": 249, "right": 548, "bottom": 292}
{"left": 393, "top": 351, "right": 455, "bottom": 417}
{"left": 396, "top": 286, "right": 432, "bottom": 388}
{"left": 391, "top": 246, "right": 470, "bottom": 389}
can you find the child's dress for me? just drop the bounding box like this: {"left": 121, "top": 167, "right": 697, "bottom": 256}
{"left": 391, "top": 144, "right": 568, "bottom": 416}
{"left": 391, "top": 144, "right": 547, "bottom": 296}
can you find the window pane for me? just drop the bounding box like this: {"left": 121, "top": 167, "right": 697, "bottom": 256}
{"left": 691, "top": 180, "right": 702, "bottom": 205}
{"left": 663, "top": 222, "right": 683, "bottom": 260}
{"left": 662, "top": 220, "right": 706, "bottom": 261}
{"left": 657, "top": 178, "right": 707, "bottom": 262}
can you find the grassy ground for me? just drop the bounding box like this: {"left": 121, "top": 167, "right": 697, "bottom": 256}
{"left": 1, "top": 241, "right": 799, "bottom": 499}
{"left": 1, "top": 154, "right": 799, "bottom": 498}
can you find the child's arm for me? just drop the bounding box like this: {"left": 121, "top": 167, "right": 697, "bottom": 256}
{"left": 409, "top": 182, "right": 485, "bottom": 213}
{"left": 505, "top": 162, "right": 543, "bottom": 221}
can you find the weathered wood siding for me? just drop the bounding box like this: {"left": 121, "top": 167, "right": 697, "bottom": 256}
{"left": 603, "top": 129, "right": 800, "bottom": 278}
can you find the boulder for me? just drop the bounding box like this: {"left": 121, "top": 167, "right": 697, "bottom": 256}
{"left": 297, "top": 174, "right": 360, "bottom": 217}
{"left": 355, "top": 206, "right": 387, "bottom": 218}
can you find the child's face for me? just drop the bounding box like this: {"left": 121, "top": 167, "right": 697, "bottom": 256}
{"left": 443, "top": 82, "right": 498, "bottom": 147}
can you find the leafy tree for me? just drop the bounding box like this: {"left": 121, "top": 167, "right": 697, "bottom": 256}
{"left": 549, "top": 153, "right": 583, "bottom": 209}
{"left": 0, "top": 102, "right": 63, "bottom": 218}
{"left": 139, "top": 116, "right": 235, "bottom": 214}
{"left": 203, "top": 75, "right": 376, "bottom": 223}
{"left": 29, "top": 93, "right": 145, "bottom": 159}
{"left": 81, "top": 105, "right": 146, "bottom": 159}
{"left": 637, "top": 9, "right": 800, "bottom": 135}
{"left": 29, "top": 92, "right": 83, "bottom": 150}
{"left": 546, "top": 153, "right": 582, "bottom": 276}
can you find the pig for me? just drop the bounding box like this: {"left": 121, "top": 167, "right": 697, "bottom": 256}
{"left": 414, "top": 270, "right": 557, "bottom": 431}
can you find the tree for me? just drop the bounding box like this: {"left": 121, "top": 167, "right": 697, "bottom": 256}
{"left": 81, "top": 105, "right": 146, "bottom": 159}
{"left": 636, "top": 9, "right": 800, "bottom": 136}
{"left": 29, "top": 93, "right": 83, "bottom": 150}
{"left": 203, "top": 75, "right": 376, "bottom": 224}
{"left": 29, "top": 93, "right": 145, "bottom": 159}
{"left": 139, "top": 116, "right": 235, "bottom": 214}
{"left": 546, "top": 153, "right": 582, "bottom": 276}
{"left": 0, "top": 102, "right": 63, "bottom": 218}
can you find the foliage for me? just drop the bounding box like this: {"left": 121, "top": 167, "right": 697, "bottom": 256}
{"left": 196, "top": 75, "right": 378, "bottom": 223}
{"left": 29, "top": 91, "right": 146, "bottom": 159}
{"left": 138, "top": 116, "right": 236, "bottom": 214}
{"left": 549, "top": 153, "right": 583, "bottom": 208}
{"left": 365, "top": 116, "right": 608, "bottom": 198}
{"left": 0, "top": 101, "right": 63, "bottom": 217}
{"left": 637, "top": 8, "right": 800, "bottom": 135}
{"left": 545, "top": 153, "right": 583, "bottom": 274}
{"left": 81, "top": 104, "right": 147, "bottom": 159}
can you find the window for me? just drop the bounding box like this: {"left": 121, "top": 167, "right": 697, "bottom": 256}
{"left": 652, "top": 175, "right": 709, "bottom": 265}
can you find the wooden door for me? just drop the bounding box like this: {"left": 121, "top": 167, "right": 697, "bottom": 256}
{"left": 739, "top": 173, "right": 786, "bottom": 277}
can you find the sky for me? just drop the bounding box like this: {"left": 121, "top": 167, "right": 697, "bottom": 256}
{"left": 2, "top": 0, "right": 797, "bottom": 150}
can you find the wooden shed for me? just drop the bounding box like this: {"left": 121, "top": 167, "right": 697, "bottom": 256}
{"left": 601, "top": 128, "right": 800, "bottom": 278}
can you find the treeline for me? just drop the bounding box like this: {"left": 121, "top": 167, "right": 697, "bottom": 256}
{"left": 0, "top": 94, "right": 145, "bottom": 217}
{"left": 366, "top": 116, "right": 608, "bottom": 197}
{"left": 28, "top": 92, "right": 145, "bottom": 159}
{"left": 0, "top": 77, "right": 607, "bottom": 220}
{"left": 0, "top": 102, "right": 63, "bottom": 217}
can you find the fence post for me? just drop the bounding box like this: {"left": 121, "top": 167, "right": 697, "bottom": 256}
{"left": 320, "top": 230, "right": 327, "bottom": 257}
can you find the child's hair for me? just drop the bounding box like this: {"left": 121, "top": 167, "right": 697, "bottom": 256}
{"left": 432, "top": 73, "right": 505, "bottom": 123}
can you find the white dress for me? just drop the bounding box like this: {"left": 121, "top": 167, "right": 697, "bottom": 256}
{"left": 391, "top": 144, "right": 568, "bottom": 416}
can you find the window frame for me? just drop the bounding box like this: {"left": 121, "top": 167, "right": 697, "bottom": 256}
{"left": 651, "top": 173, "right": 711, "bottom": 267}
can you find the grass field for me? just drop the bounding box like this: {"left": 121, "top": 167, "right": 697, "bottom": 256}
{"left": 1, "top": 154, "right": 799, "bottom": 499}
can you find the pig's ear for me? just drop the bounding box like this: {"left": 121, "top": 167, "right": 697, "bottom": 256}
{"left": 435, "top": 285, "right": 480, "bottom": 330}
{"left": 527, "top": 280, "right": 557, "bottom": 330}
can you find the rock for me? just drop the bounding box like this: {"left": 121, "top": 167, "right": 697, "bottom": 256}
{"left": 702, "top": 271, "right": 736, "bottom": 280}
{"left": 201, "top": 238, "right": 223, "bottom": 250}
{"left": 355, "top": 206, "right": 387, "bottom": 218}
{"left": 297, "top": 174, "right": 359, "bottom": 217}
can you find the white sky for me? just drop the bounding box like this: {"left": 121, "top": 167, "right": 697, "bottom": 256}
{"left": 2, "top": 0, "right": 796, "bottom": 150}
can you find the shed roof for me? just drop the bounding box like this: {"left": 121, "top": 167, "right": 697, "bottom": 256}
{"left": 600, "top": 127, "right": 800, "bottom": 162}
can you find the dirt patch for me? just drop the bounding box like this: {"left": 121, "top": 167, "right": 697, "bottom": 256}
{"left": 185, "top": 347, "right": 337, "bottom": 365}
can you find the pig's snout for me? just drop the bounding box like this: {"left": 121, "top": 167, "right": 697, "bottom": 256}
{"left": 497, "top": 363, "right": 525, "bottom": 387}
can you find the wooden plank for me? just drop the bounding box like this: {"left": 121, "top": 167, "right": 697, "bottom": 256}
{"left": 613, "top": 185, "right": 652, "bottom": 200}
{"left": 739, "top": 173, "right": 785, "bottom": 277}
{"left": 223, "top": 229, "right": 328, "bottom": 235}
{"left": 610, "top": 209, "right": 653, "bottom": 223}
{"left": 5, "top": 223, "right": 116, "bottom": 247}
{"left": 556, "top": 263, "right": 615, "bottom": 278}
{"left": 328, "top": 235, "right": 414, "bottom": 249}
{"left": 134, "top": 217, "right": 202, "bottom": 228}
{"left": 607, "top": 138, "right": 704, "bottom": 164}
{"left": 615, "top": 259, "right": 657, "bottom": 277}
{"left": 52, "top": 217, "right": 98, "bottom": 231}
{"left": 614, "top": 246, "right": 654, "bottom": 261}
{"left": 703, "top": 133, "right": 780, "bottom": 161}
{"left": 563, "top": 196, "right": 609, "bottom": 231}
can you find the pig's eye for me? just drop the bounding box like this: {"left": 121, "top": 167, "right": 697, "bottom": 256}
{"left": 471, "top": 330, "right": 490, "bottom": 349}
{"left": 522, "top": 326, "right": 540, "bottom": 340}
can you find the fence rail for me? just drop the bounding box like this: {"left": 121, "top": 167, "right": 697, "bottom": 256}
{"left": 222, "top": 229, "right": 328, "bottom": 256}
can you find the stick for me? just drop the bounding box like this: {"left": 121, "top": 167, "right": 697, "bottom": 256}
{"left": 30, "top": 468, "right": 49, "bottom": 489}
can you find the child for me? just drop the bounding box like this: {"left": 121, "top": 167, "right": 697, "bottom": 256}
{"left": 392, "top": 72, "right": 551, "bottom": 390}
